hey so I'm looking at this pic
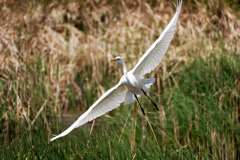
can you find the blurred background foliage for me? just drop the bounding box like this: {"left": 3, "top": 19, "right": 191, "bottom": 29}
{"left": 0, "top": 0, "right": 239, "bottom": 159}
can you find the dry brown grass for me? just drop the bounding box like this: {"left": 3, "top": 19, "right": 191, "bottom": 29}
{"left": 0, "top": 1, "right": 240, "bottom": 159}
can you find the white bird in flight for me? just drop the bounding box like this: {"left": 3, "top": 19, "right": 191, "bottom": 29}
{"left": 51, "top": 0, "right": 182, "bottom": 141}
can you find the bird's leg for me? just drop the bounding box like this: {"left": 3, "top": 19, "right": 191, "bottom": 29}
{"left": 134, "top": 94, "right": 145, "bottom": 116}
{"left": 141, "top": 89, "right": 160, "bottom": 111}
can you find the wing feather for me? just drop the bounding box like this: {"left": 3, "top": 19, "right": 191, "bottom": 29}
{"left": 131, "top": 0, "right": 182, "bottom": 78}
{"left": 50, "top": 82, "right": 127, "bottom": 141}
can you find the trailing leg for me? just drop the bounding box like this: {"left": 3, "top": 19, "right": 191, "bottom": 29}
{"left": 141, "top": 89, "right": 160, "bottom": 111}
{"left": 134, "top": 94, "right": 145, "bottom": 116}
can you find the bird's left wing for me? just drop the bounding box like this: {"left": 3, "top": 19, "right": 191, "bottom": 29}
{"left": 50, "top": 82, "right": 127, "bottom": 141}
{"left": 131, "top": 0, "right": 182, "bottom": 79}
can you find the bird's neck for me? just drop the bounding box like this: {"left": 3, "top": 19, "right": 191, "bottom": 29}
{"left": 120, "top": 61, "right": 128, "bottom": 75}
{"left": 120, "top": 61, "right": 133, "bottom": 85}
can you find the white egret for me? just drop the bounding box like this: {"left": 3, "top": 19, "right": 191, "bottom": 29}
{"left": 51, "top": 0, "right": 182, "bottom": 141}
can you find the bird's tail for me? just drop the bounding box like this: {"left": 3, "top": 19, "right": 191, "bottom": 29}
{"left": 124, "top": 78, "right": 155, "bottom": 105}
{"left": 141, "top": 78, "right": 155, "bottom": 92}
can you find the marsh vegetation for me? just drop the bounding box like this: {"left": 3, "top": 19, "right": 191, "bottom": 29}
{"left": 0, "top": 0, "right": 239, "bottom": 159}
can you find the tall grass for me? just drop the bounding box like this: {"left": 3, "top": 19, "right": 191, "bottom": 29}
{"left": 0, "top": 0, "right": 239, "bottom": 159}
{"left": 1, "top": 50, "right": 239, "bottom": 159}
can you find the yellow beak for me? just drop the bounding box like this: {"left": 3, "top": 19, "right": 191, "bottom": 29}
{"left": 111, "top": 59, "right": 117, "bottom": 61}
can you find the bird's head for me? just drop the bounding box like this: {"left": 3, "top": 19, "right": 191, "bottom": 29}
{"left": 111, "top": 56, "right": 124, "bottom": 64}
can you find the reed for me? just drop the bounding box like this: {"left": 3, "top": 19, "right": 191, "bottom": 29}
{"left": 0, "top": 0, "right": 239, "bottom": 159}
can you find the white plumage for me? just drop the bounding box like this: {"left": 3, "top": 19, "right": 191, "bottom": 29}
{"left": 51, "top": 0, "right": 182, "bottom": 141}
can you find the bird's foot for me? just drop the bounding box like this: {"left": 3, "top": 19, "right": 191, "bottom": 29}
{"left": 153, "top": 102, "right": 160, "bottom": 111}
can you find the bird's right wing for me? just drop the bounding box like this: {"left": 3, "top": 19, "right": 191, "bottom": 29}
{"left": 131, "top": 0, "right": 182, "bottom": 79}
{"left": 50, "top": 82, "right": 127, "bottom": 141}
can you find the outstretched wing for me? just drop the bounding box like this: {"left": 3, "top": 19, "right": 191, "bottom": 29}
{"left": 131, "top": 0, "right": 182, "bottom": 78}
{"left": 51, "top": 82, "right": 127, "bottom": 141}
